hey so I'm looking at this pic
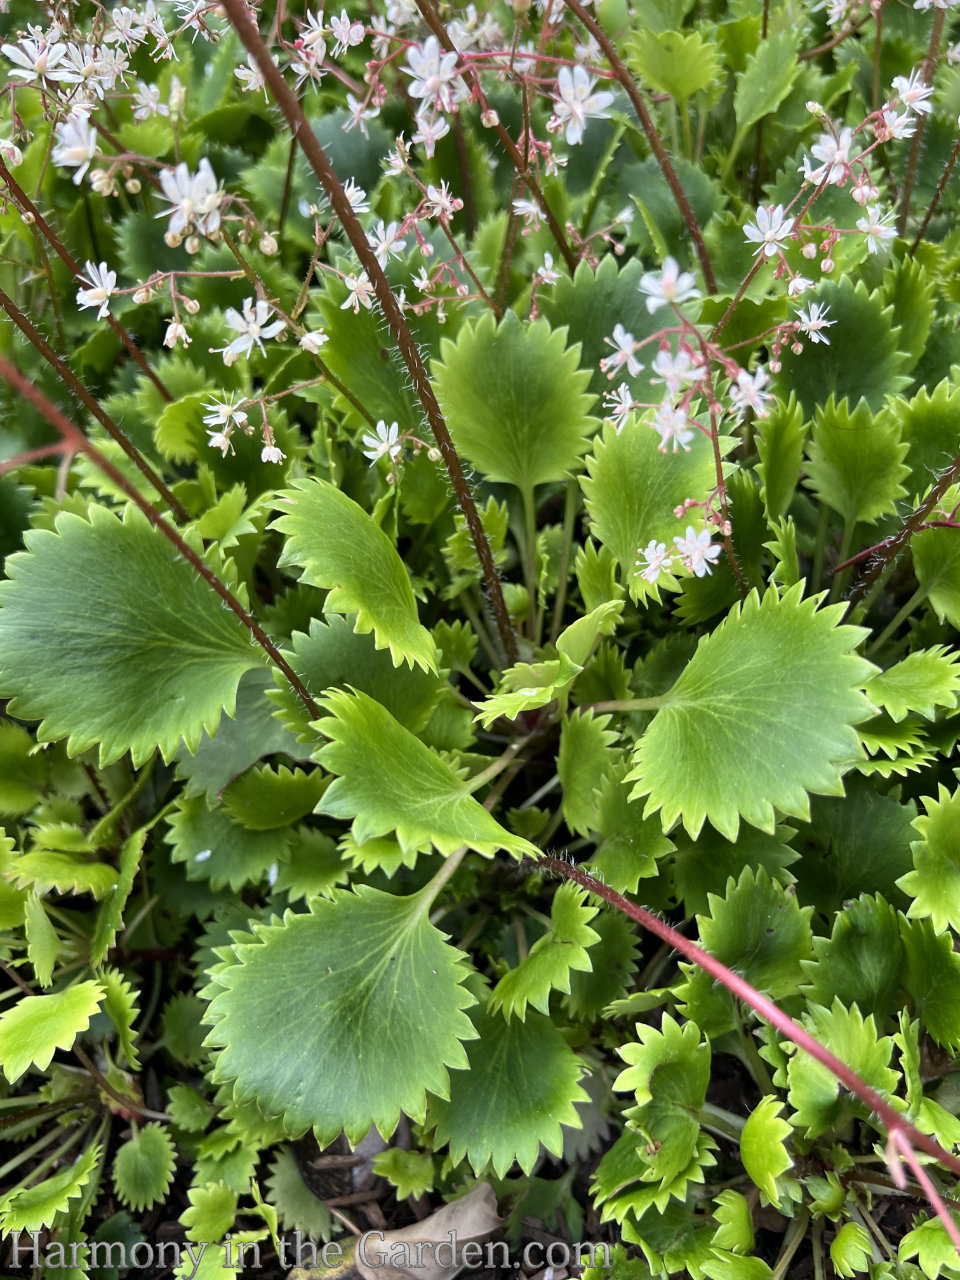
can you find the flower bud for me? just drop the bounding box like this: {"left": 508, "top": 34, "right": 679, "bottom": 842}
{"left": 259, "top": 232, "right": 278, "bottom": 255}
{"left": 481, "top": 109, "right": 500, "bottom": 128}
{"left": 164, "top": 229, "right": 182, "bottom": 248}
{"left": 184, "top": 234, "right": 201, "bottom": 255}
{"left": 183, "top": 296, "right": 200, "bottom": 314}
{"left": 801, "top": 242, "right": 817, "bottom": 259}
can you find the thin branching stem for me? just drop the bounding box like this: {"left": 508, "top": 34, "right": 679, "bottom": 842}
{"left": 219, "top": 0, "right": 519, "bottom": 666}
{"left": 561, "top": 0, "right": 716, "bottom": 293}
{"left": 0, "top": 356, "right": 322, "bottom": 722}
{"left": 538, "top": 855, "right": 960, "bottom": 1181}
{"left": 0, "top": 288, "right": 188, "bottom": 522}
{"left": 898, "top": 6, "right": 945, "bottom": 236}
{"left": 0, "top": 158, "right": 172, "bottom": 403}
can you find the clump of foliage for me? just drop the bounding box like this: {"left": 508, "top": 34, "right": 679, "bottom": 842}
{"left": 3, "top": 0, "right": 960, "bottom": 1275}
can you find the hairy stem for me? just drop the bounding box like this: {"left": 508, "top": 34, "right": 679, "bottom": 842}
{"left": 0, "top": 158, "right": 172, "bottom": 403}
{"left": 411, "top": 0, "right": 578, "bottom": 274}
{"left": 219, "top": 0, "right": 519, "bottom": 666}
{"left": 897, "top": 6, "right": 945, "bottom": 236}
{"left": 0, "top": 288, "right": 188, "bottom": 522}
{"left": 911, "top": 127, "right": 960, "bottom": 251}
{"left": 538, "top": 855, "right": 960, "bottom": 1180}
{"left": 561, "top": 0, "right": 716, "bottom": 293}
{"left": 0, "top": 357, "right": 322, "bottom": 722}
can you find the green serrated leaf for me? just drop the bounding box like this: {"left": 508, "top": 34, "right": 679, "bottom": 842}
{"left": 740, "top": 1096, "right": 794, "bottom": 1205}
{"left": 265, "top": 1148, "right": 333, "bottom": 1241}
{"left": 433, "top": 312, "right": 597, "bottom": 492}
{"left": 181, "top": 1182, "right": 239, "bottom": 1244}
{"left": 628, "top": 29, "right": 722, "bottom": 102}
{"left": 582, "top": 420, "right": 728, "bottom": 603}
{"left": 371, "top": 1149, "right": 435, "bottom": 1199}
{"left": 24, "top": 892, "right": 59, "bottom": 988}
{"left": 113, "top": 1125, "right": 176, "bottom": 1212}
{"left": 803, "top": 395, "right": 909, "bottom": 525}
{"left": 629, "top": 586, "right": 874, "bottom": 838}
{"left": 316, "top": 689, "right": 537, "bottom": 859}
{"left": 0, "top": 981, "right": 104, "bottom": 1083}
{"left": 490, "top": 884, "right": 601, "bottom": 1018}
{"left": 91, "top": 828, "right": 147, "bottom": 969}
{"left": 273, "top": 479, "right": 437, "bottom": 672}
{"left": 474, "top": 653, "right": 582, "bottom": 729}
{"left": 221, "top": 764, "right": 326, "bottom": 831}
{"left": 168, "top": 1084, "right": 215, "bottom": 1134}
{"left": 734, "top": 30, "right": 802, "bottom": 138}
{"left": 800, "top": 894, "right": 903, "bottom": 1020}
{"left": 899, "top": 784, "right": 960, "bottom": 934}
{"left": 204, "top": 887, "right": 478, "bottom": 1143}
{"left": 167, "top": 794, "right": 290, "bottom": 892}
{"left": 0, "top": 1143, "right": 102, "bottom": 1233}
{"left": 872, "top": 650, "right": 960, "bottom": 728}
{"left": 756, "top": 395, "right": 806, "bottom": 523}
{"left": 428, "top": 999, "right": 587, "bottom": 1176}
{"left": 786, "top": 999, "right": 899, "bottom": 1138}
{"left": 100, "top": 968, "right": 141, "bottom": 1070}
{"left": 0, "top": 506, "right": 263, "bottom": 766}
{"left": 558, "top": 709, "right": 619, "bottom": 836}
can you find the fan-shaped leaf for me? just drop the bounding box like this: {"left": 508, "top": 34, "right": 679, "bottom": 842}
{"left": 804, "top": 396, "right": 909, "bottom": 524}
{"left": 315, "top": 689, "right": 538, "bottom": 859}
{"left": 273, "top": 479, "right": 437, "bottom": 672}
{"left": 428, "top": 1000, "right": 587, "bottom": 1176}
{"left": 898, "top": 784, "right": 960, "bottom": 934}
{"left": 0, "top": 1143, "right": 102, "bottom": 1233}
{"left": 0, "top": 981, "right": 104, "bottom": 1082}
{"left": 0, "top": 506, "right": 263, "bottom": 767}
{"left": 113, "top": 1125, "right": 176, "bottom": 1212}
{"left": 203, "top": 888, "right": 478, "bottom": 1143}
{"left": 432, "top": 312, "right": 597, "bottom": 491}
{"left": 489, "top": 884, "right": 601, "bottom": 1018}
{"left": 628, "top": 586, "right": 874, "bottom": 838}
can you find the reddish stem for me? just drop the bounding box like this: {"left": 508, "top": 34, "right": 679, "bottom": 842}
{"left": 0, "top": 356, "right": 321, "bottom": 722}
{"left": 218, "top": 0, "right": 519, "bottom": 666}
{"left": 538, "top": 854, "right": 960, "bottom": 1180}
{"left": 561, "top": 0, "right": 716, "bottom": 294}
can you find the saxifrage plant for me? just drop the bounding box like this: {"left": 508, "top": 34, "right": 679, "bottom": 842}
{"left": 3, "top": 0, "right": 960, "bottom": 1274}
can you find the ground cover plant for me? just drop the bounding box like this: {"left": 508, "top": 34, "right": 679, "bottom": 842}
{"left": 2, "top": 0, "right": 960, "bottom": 1275}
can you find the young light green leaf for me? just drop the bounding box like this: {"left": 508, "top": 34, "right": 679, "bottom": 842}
{"left": 756, "top": 395, "right": 806, "bottom": 523}
{"left": 582, "top": 420, "right": 729, "bottom": 603}
{"left": 272, "top": 479, "right": 437, "bottom": 672}
{"left": 558, "top": 709, "right": 619, "bottom": 836}
{"left": 432, "top": 312, "right": 597, "bottom": 491}
{"left": 428, "top": 1000, "right": 587, "bottom": 1176}
{"left": 0, "top": 1143, "right": 102, "bottom": 1233}
{"left": 866, "top": 648, "right": 960, "bottom": 723}
{"left": 0, "top": 506, "right": 264, "bottom": 766}
{"left": 316, "top": 689, "right": 538, "bottom": 858}
{"left": 91, "top": 828, "right": 148, "bottom": 969}
{"left": 24, "top": 892, "right": 59, "bottom": 988}
{"left": 0, "top": 981, "right": 104, "bottom": 1082}
{"left": 371, "top": 1149, "right": 435, "bottom": 1200}
{"left": 100, "top": 967, "right": 141, "bottom": 1070}
{"left": 489, "top": 884, "right": 601, "bottom": 1018}
{"left": 803, "top": 396, "right": 909, "bottom": 525}
{"left": 628, "top": 586, "right": 875, "bottom": 839}
{"left": 627, "top": 29, "right": 722, "bottom": 103}
{"left": 181, "top": 1182, "right": 239, "bottom": 1243}
{"left": 473, "top": 653, "right": 582, "bottom": 730}
{"left": 740, "top": 1097, "right": 795, "bottom": 1206}
{"left": 898, "top": 784, "right": 960, "bottom": 934}
{"left": 830, "top": 1222, "right": 871, "bottom": 1278}
{"left": 734, "top": 30, "right": 802, "bottom": 137}
{"left": 113, "top": 1125, "right": 176, "bottom": 1212}
{"left": 204, "top": 888, "right": 478, "bottom": 1143}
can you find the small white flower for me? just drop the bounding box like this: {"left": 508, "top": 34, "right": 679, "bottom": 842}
{"left": 856, "top": 204, "right": 897, "bottom": 254}
{"left": 163, "top": 319, "right": 191, "bottom": 347}
{"left": 342, "top": 177, "right": 369, "bottom": 213}
{"left": 599, "top": 324, "right": 643, "bottom": 379}
{"left": 802, "top": 126, "right": 855, "bottom": 185}
{"left": 787, "top": 274, "right": 814, "bottom": 297}
{"left": 345, "top": 91, "right": 379, "bottom": 136}
{"left": 341, "top": 272, "right": 374, "bottom": 312}
{"left": 636, "top": 539, "right": 674, "bottom": 584}
{"left": 76, "top": 260, "right": 117, "bottom": 320}
{"left": 874, "top": 107, "right": 916, "bottom": 141}
{"left": 795, "top": 301, "right": 835, "bottom": 344}
{"left": 261, "top": 444, "right": 286, "bottom": 464}
{"left": 512, "top": 197, "right": 542, "bottom": 228}
{"left": 2, "top": 36, "right": 69, "bottom": 84}
{"left": 411, "top": 112, "right": 450, "bottom": 159}
{"left": 330, "top": 9, "right": 365, "bottom": 56}
{"left": 362, "top": 419, "right": 402, "bottom": 463}
{"left": 132, "top": 80, "right": 168, "bottom": 120}
{"left": 202, "top": 394, "right": 248, "bottom": 430}
{"left": 551, "top": 64, "right": 615, "bottom": 146}
{"left": 220, "top": 297, "right": 286, "bottom": 360}
{"left": 639, "top": 256, "right": 701, "bottom": 313}
{"left": 535, "top": 253, "right": 560, "bottom": 286}
{"left": 299, "top": 328, "right": 328, "bottom": 353}
{"left": 0, "top": 136, "right": 23, "bottom": 167}
{"left": 52, "top": 113, "right": 99, "bottom": 185}
{"left": 892, "top": 69, "right": 935, "bottom": 114}
{"left": 424, "top": 180, "right": 462, "bottom": 221}
{"left": 744, "top": 204, "right": 796, "bottom": 257}
{"left": 604, "top": 383, "right": 635, "bottom": 432}
{"left": 404, "top": 36, "right": 460, "bottom": 113}
{"left": 729, "top": 365, "right": 772, "bottom": 421}
{"left": 673, "top": 526, "right": 722, "bottom": 577}
{"left": 235, "top": 52, "right": 270, "bottom": 97}
{"left": 651, "top": 401, "right": 695, "bottom": 453}
{"left": 207, "top": 429, "right": 234, "bottom": 456}
{"left": 300, "top": 9, "right": 327, "bottom": 46}
{"left": 369, "top": 219, "right": 406, "bottom": 267}
{"left": 156, "top": 157, "right": 223, "bottom": 237}
{"left": 650, "top": 347, "right": 701, "bottom": 395}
